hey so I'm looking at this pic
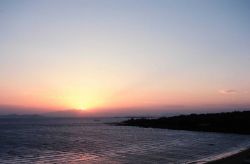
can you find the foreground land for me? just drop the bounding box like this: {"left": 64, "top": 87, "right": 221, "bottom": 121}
{"left": 118, "top": 111, "right": 250, "bottom": 134}
{"left": 207, "top": 148, "right": 250, "bottom": 164}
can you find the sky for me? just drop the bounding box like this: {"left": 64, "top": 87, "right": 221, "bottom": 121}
{"left": 0, "top": 0, "right": 250, "bottom": 115}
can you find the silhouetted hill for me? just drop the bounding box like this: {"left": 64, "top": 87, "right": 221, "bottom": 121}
{"left": 118, "top": 111, "right": 250, "bottom": 134}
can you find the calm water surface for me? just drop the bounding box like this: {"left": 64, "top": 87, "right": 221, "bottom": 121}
{"left": 0, "top": 118, "right": 249, "bottom": 163}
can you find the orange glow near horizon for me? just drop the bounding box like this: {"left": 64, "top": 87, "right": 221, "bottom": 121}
{"left": 0, "top": 80, "right": 250, "bottom": 114}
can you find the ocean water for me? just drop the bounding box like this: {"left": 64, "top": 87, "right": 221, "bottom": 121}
{"left": 0, "top": 118, "right": 249, "bottom": 164}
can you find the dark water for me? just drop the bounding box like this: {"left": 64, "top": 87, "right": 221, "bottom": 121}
{"left": 0, "top": 118, "right": 249, "bottom": 163}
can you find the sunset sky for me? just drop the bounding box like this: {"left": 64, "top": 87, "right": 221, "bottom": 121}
{"left": 0, "top": 0, "right": 249, "bottom": 115}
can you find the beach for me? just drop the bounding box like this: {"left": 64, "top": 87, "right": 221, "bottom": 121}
{"left": 207, "top": 148, "right": 250, "bottom": 164}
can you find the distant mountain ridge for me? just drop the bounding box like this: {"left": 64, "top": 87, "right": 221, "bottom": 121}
{"left": 43, "top": 109, "right": 92, "bottom": 117}
{"left": 0, "top": 114, "right": 44, "bottom": 118}
{"left": 0, "top": 109, "right": 93, "bottom": 118}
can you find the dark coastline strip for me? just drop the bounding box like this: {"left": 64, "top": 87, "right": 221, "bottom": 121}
{"left": 206, "top": 148, "right": 250, "bottom": 164}
{"left": 117, "top": 111, "right": 250, "bottom": 135}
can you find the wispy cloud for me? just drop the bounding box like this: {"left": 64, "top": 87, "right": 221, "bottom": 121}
{"left": 219, "top": 89, "right": 238, "bottom": 95}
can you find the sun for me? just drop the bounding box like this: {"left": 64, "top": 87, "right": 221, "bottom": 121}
{"left": 79, "top": 107, "right": 87, "bottom": 111}
{"left": 74, "top": 103, "right": 88, "bottom": 111}
{"left": 58, "top": 91, "right": 104, "bottom": 112}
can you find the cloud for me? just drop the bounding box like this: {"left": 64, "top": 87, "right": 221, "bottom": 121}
{"left": 219, "top": 89, "right": 237, "bottom": 95}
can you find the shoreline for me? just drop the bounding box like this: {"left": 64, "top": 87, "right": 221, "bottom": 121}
{"left": 205, "top": 148, "right": 250, "bottom": 164}
{"left": 118, "top": 111, "right": 250, "bottom": 135}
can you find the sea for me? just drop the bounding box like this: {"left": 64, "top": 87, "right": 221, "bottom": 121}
{"left": 0, "top": 117, "right": 249, "bottom": 164}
